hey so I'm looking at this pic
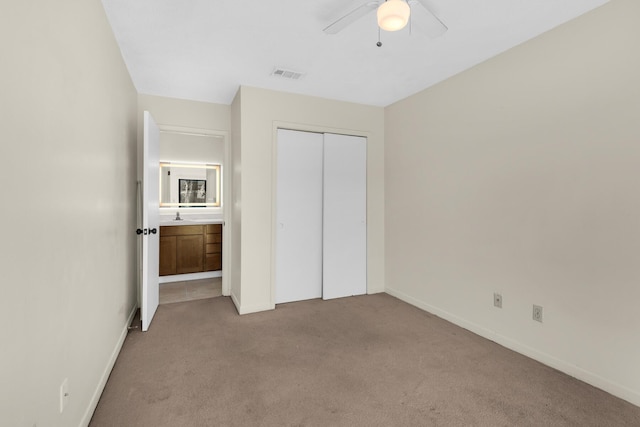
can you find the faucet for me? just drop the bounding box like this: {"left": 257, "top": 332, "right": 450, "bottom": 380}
{"left": 175, "top": 211, "right": 182, "bottom": 221}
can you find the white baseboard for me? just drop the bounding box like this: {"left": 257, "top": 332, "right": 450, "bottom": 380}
{"left": 385, "top": 286, "right": 640, "bottom": 408}
{"left": 230, "top": 291, "right": 241, "bottom": 314}
{"left": 79, "top": 304, "right": 138, "bottom": 427}
{"left": 229, "top": 292, "right": 274, "bottom": 315}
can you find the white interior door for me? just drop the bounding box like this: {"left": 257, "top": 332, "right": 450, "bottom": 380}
{"left": 322, "top": 133, "right": 367, "bottom": 300}
{"left": 275, "top": 129, "right": 324, "bottom": 304}
{"left": 141, "top": 111, "right": 160, "bottom": 331}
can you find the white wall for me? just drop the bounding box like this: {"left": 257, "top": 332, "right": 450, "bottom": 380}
{"left": 385, "top": 0, "right": 640, "bottom": 406}
{"left": 232, "top": 86, "right": 385, "bottom": 314}
{"left": 0, "top": 1, "right": 138, "bottom": 426}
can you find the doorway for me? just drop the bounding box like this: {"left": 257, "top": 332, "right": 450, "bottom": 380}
{"left": 140, "top": 113, "right": 232, "bottom": 331}
{"left": 157, "top": 128, "right": 230, "bottom": 304}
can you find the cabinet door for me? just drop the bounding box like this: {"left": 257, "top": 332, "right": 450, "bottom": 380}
{"left": 159, "top": 236, "right": 177, "bottom": 276}
{"left": 176, "top": 234, "right": 204, "bottom": 274}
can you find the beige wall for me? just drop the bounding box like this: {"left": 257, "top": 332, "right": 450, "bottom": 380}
{"left": 385, "top": 0, "right": 640, "bottom": 406}
{"left": 138, "top": 94, "right": 231, "bottom": 133}
{"left": 159, "top": 133, "right": 224, "bottom": 165}
{"left": 0, "top": 1, "right": 138, "bottom": 426}
{"left": 230, "top": 89, "right": 243, "bottom": 306}
{"left": 233, "top": 87, "right": 385, "bottom": 314}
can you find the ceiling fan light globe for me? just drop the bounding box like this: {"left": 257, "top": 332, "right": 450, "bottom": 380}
{"left": 377, "top": 0, "right": 410, "bottom": 32}
{"left": 379, "top": 16, "right": 406, "bottom": 31}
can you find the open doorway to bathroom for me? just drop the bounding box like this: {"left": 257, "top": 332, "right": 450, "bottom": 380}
{"left": 156, "top": 127, "right": 229, "bottom": 305}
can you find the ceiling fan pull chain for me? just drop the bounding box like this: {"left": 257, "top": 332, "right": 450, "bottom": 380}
{"left": 376, "top": 27, "right": 383, "bottom": 47}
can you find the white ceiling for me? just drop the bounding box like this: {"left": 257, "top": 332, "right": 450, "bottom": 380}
{"left": 101, "top": 0, "right": 608, "bottom": 107}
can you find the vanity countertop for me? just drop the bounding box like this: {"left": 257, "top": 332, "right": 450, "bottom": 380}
{"left": 159, "top": 218, "right": 223, "bottom": 226}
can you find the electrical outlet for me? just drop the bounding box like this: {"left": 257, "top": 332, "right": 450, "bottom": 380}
{"left": 493, "top": 293, "right": 502, "bottom": 308}
{"left": 59, "top": 378, "right": 69, "bottom": 413}
{"left": 533, "top": 305, "right": 543, "bottom": 323}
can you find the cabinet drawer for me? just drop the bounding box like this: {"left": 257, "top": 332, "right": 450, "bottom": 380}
{"left": 206, "top": 224, "right": 222, "bottom": 234}
{"left": 160, "top": 225, "right": 204, "bottom": 236}
{"left": 205, "top": 254, "right": 222, "bottom": 271}
{"left": 206, "top": 243, "right": 222, "bottom": 254}
{"left": 205, "top": 233, "right": 222, "bottom": 244}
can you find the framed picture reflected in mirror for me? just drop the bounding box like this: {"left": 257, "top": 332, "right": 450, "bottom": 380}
{"left": 179, "top": 179, "right": 206, "bottom": 207}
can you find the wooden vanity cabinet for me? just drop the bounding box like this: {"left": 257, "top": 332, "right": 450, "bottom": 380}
{"left": 159, "top": 224, "right": 222, "bottom": 276}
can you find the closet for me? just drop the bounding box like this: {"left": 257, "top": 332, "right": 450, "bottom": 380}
{"left": 275, "top": 129, "right": 367, "bottom": 304}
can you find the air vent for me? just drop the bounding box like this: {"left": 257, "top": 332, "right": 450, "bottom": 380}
{"left": 271, "top": 67, "right": 305, "bottom": 80}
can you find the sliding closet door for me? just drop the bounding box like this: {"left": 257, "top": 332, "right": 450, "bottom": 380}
{"left": 323, "top": 133, "right": 367, "bottom": 300}
{"left": 275, "top": 129, "right": 324, "bottom": 304}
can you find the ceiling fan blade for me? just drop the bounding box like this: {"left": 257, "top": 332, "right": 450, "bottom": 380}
{"left": 323, "top": 1, "right": 379, "bottom": 35}
{"left": 412, "top": 0, "right": 448, "bottom": 38}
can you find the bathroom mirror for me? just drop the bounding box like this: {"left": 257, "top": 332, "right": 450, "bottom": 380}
{"left": 159, "top": 162, "right": 221, "bottom": 208}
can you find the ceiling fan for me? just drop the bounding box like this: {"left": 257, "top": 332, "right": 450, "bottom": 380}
{"left": 323, "top": 0, "right": 447, "bottom": 38}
